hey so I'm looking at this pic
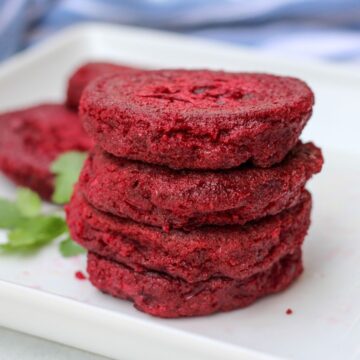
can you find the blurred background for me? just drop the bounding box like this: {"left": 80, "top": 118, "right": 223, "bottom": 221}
{"left": 0, "top": 0, "right": 360, "bottom": 64}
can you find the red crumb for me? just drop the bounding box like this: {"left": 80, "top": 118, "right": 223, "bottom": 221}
{"left": 286, "top": 308, "right": 293, "bottom": 315}
{"left": 75, "top": 271, "right": 87, "bottom": 280}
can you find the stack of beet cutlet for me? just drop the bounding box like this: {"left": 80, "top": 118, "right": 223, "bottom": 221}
{"left": 66, "top": 69, "right": 323, "bottom": 318}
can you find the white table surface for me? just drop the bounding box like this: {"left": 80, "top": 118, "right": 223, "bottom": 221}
{"left": 0, "top": 327, "right": 111, "bottom": 360}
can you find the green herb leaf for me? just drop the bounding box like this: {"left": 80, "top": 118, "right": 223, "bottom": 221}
{"left": 0, "top": 215, "right": 67, "bottom": 251}
{"left": 51, "top": 151, "right": 87, "bottom": 204}
{"left": 0, "top": 198, "right": 24, "bottom": 229}
{"left": 16, "top": 187, "right": 42, "bottom": 217}
{"left": 59, "top": 236, "right": 86, "bottom": 257}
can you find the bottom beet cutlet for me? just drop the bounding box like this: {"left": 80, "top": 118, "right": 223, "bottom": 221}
{"left": 0, "top": 103, "right": 92, "bottom": 199}
{"left": 87, "top": 249, "right": 303, "bottom": 318}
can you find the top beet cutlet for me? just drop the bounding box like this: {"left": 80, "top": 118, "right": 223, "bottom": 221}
{"left": 66, "top": 62, "right": 138, "bottom": 109}
{"left": 80, "top": 69, "right": 314, "bottom": 170}
{"left": 0, "top": 104, "right": 92, "bottom": 199}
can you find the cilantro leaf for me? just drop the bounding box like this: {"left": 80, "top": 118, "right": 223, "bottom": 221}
{"left": 0, "top": 198, "right": 24, "bottom": 229}
{"left": 16, "top": 187, "right": 41, "bottom": 217}
{"left": 51, "top": 151, "right": 87, "bottom": 204}
{"left": 0, "top": 215, "right": 67, "bottom": 251}
{"left": 59, "top": 237, "right": 86, "bottom": 257}
{"left": 0, "top": 188, "right": 41, "bottom": 229}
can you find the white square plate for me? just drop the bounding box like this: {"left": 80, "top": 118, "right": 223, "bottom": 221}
{"left": 0, "top": 24, "right": 359, "bottom": 360}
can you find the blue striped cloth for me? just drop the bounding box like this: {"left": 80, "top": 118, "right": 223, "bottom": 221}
{"left": 1, "top": 0, "right": 360, "bottom": 64}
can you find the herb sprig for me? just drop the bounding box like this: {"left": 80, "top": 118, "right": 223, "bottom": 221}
{"left": 0, "top": 151, "right": 87, "bottom": 257}
{"left": 51, "top": 151, "right": 87, "bottom": 204}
